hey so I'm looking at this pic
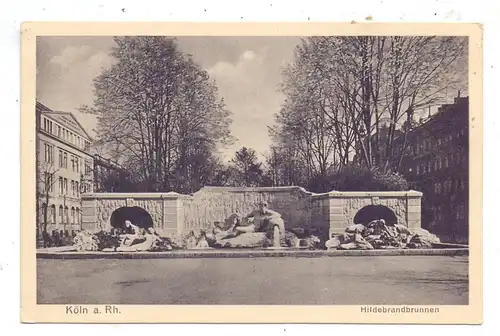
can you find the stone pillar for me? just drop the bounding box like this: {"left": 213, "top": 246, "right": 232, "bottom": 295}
{"left": 160, "top": 195, "right": 183, "bottom": 238}
{"left": 406, "top": 193, "right": 422, "bottom": 230}
{"left": 81, "top": 198, "right": 97, "bottom": 231}
{"left": 328, "top": 195, "right": 346, "bottom": 237}
{"left": 325, "top": 191, "right": 423, "bottom": 237}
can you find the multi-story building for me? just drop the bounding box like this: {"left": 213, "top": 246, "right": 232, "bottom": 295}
{"left": 93, "top": 154, "right": 132, "bottom": 192}
{"left": 397, "top": 96, "right": 469, "bottom": 243}
{"left": 36, "top": 101, "right": 94, "bottom": 236}
{"left": 355, "top": 95, "right": 469, "bottom": 243}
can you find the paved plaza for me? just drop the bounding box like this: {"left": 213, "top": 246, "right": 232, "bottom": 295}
{"left": 37, "top": 255, "right": 468, "bottom": 305}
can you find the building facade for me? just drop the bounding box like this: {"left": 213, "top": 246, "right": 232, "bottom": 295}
{"left": 36, "top": 102, "right": 95, "bottom": 235}
{"left": 93, "top": 154, "right": 132, "bottom": 192}
{"left": 397, "top": 96, "right": 469, "bottom": 242}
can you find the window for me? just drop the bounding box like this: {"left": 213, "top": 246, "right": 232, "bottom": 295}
{"left": 435, "top": 182, "right": 442, "bottom": 195}
{"left": 416, "top": 165, "right": 420, "bottom": 175}
{"left": 63, "top": 152, "right": 68, "bottom": 168}
{"left": 76, "top": 208, "right": 80, "bottom": 225}
{"left": 434, "top": 159, "right": 438, "bottom": 171}
{"left": 58, "top": 177, "right": 63, "bottom": 194}
{"left": 64, "top": 206, "right": 69, "bottom": 224}
{"left": 41, "top": 203, "right": 47, "bottom": 222}
{"left": 455, "top": 203, "right": 465, "bottom": 220}
{"left": 63, "top": 178, "right": 68, "bottom": 195}
{"left": 75, "top": 181, "right": 79, "bottom": 196}
{"left": 85, "top": 161, "right": 92, "bottom": 175}
{"left": 59, "top": 205, "right": 64, "bottom": 224}
{"left": 43, "top": 172, "right": 49, "bottom": 191}
{"left": 437, "top": 205, "right": 444, "bottom": 221}
{"left": 71, "top": 181, "right": 75, "bottom": 196}
{"left": 58, "top": 150, "right": 63, "bottom": 167}
{"left": 444, "top": 156, "right": 449, "bottom": 168}
{"left": 44, "top": 173, "right": 54, "bottom": 193}
{"left": 44, "top": 143, "right": 54, "bottom": 163}
{"left": 51, "top": 204, "right": 56, "bottom": 224}
{"left": 83, "top": 182, "right": 92, "bottom": 193}
{"left": 427, "top": 161, "right": 431, "bottom": 173}
{"left": 71, "top": 207, "right": 76, "bottom": 225}
{"left": 57, "top": 125, "right": 61, "bottom": 138}
{"left": 75, "top": 157, "right": 79, "bottom": 172}
{"left": 445, "top": 179, "right": 453, "bottom": 193}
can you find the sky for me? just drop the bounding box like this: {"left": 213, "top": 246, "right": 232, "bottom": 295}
{"left": 36, "top": 36, "right": 302, "bottom": 160}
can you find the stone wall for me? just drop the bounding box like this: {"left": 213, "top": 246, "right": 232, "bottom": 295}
{"left": 81, "top": 188, "right": 422, "bottom": 239}
{"left": 181, "top": 186, "right": 317, "bottom": 233}
{"left": 323, "top": 191, "right": 423, "bottom": 236}
{"left": 81, "top": 192, "right": 183, "bottom": 236}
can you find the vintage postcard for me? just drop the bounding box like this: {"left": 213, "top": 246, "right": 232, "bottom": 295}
{"left": 21, "top": 22, "right": 483, "bottom": 324}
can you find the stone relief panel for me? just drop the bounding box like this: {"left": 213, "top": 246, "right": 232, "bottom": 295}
{"left": 94, "top": 198, "right": 164, "bottom": 230}
{"left": 86, "top": 190, "right": 420, "bottom": 235}
{"left": 341, "top": 198, "right": 371, "bottom": 225}
{"left": 134, "top": 199, "right": 164, "bottom": 229}
{"left": 181, "top": 187, "right": 314, "bottom": 233}
{"left": 341, "top": 197, "right": 408, "bottom": 226}
{"left": 379, "top": 198, "right": 407, "bottom": 225}
{"left": 95, "top": 199, "right": 127, "bottom": 230}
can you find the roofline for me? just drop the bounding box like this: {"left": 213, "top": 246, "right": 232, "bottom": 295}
{"left": 36, "top": 101, "right": 52, "bottom": 112}
{"left": 36, "top": 103, "right": 94, "bottom": 141}
{"left": 409, "top": 98, "right": 468, "bottom": 134}
{"left": 48, "top": 111, "right": 93, "bottom": 141}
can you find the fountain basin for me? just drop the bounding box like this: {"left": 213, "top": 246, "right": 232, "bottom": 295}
{"left": 37, "top": 243, "right": 468, "bottom": 259}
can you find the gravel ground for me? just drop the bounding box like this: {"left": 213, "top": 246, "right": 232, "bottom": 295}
{"left": 37, "top": 255, "right": 468, "bottom": 305}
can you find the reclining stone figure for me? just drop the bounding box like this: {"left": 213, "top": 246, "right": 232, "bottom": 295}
{"left": 207, "top": 201, "right": 285, "bottom": 248}
{"left": 229, "top": 202, "right": 284, "bottom": 236}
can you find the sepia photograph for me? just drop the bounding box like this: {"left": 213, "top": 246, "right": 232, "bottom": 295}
{"left": 21, "top": 22, "right": 482, "bottom": 323}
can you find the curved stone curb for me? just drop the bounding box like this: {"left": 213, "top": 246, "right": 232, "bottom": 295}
{"left": 37, "top": 247, "right": 468, "bottom": 259}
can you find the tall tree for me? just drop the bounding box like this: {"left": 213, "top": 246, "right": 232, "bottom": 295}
{"left": 227, "top": 147, "right": 266, "bottom": 187}
{"left": 275, "top": 35, "right": 467, "bottom": 183}
{"left": 82, "top": 37, "right": 233, "bottom": 193}
{"left": 36, "top": 151, "right": 59, "bottom": 247}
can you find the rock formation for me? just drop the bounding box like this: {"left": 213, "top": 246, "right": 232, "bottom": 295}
{"left": 325, "top": 219, "right": 441, "bottom": 250}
